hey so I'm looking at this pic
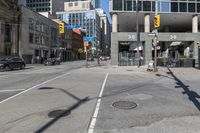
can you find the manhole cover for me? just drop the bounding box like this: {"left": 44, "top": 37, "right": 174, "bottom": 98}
{"left": 112, "top": 101, "right": 137, "bottom": 110}
{"left": 48, "top": 110, "right": 70, "bottom": 118}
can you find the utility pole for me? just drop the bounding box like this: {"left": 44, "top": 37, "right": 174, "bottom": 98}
{"left": 136, "top": 0, "right": 140, "bottom": 67}
{"left": 154, "top": 0, "right": 159, "bottom": 72}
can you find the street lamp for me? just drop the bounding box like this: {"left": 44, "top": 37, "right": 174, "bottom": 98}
{"left": 136, "top": 0, "right": 140, "bottom": 67}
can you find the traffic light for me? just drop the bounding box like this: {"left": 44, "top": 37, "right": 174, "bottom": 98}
{"left": 59, "top": 22, "right": 64, "bottom": 34}
{"left": 154, "top": 15, "right": 160, "bottom": 29}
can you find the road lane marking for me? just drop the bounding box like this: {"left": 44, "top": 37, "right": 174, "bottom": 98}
{"left": 0, "top": 89, "right": 25, "bottom": 92}
{"left": 0, "top": 72, "right": 70, "bottom": 104}
{"left": 88, "top": 73, "right": 108, "bottom": 133}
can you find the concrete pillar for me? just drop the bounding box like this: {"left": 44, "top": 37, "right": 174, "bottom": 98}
{"left": 192, "top": 15, "right": 198, "bottom": 33}
{"left": 11, "top": 20, "right": 18, "bottom": 56}
{"left": 144, "top": 14, "right": 150, "bottom": 33}
{"left": 193, "top": 41, "right": 200, "bottom": 67}
{"left": 112, "top": 13, "right": 118, "bottom": 32}
{"left": 144, "top": 39, "right": 152, "bottom": 64}
{"left": 111, "top": 33, "right": 118, "bottom": 65}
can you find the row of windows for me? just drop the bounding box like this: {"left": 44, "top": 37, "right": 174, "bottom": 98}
{"left": 29, "top": 33, "right": 49, "bottom": 45}
{"left": 113, "top": 0, "right": 200, "bottom": 13}
{"left": 29, "top": 18, "right": 49, "bottom": 34}
{"left": 27, "top": 3, "right": 50, "bottom": 7}
{"left": 27, "top": 0, "right": 50, "bottom": 3}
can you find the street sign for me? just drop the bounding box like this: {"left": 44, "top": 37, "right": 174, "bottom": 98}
{"left": 154, "top": 15, "right": 160, "bottom": 29}
{"left": 148, "top": 33, "right": 156, "bottom": 37}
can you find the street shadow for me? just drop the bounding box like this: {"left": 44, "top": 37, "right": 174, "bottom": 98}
{"left": 155, "top": 73, "right": 174, "bottom": 80}
{"left": 35, "top": 87, "right": 89, "bottom": 133}
{"left": 167, "top": 67, "right": 200, "bottom": 111}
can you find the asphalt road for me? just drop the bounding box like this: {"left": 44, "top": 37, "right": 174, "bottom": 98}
{"left": 0, "top": 62, "right": 200, "bottom": 133}
{"left": 0, "top": 61, "right": 84, "bottom": 103}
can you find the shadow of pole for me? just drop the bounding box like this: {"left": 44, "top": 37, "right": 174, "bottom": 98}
{"left": 167, "top": 67, "right": 200, "bottom": 111}
{"left": 35, "top": 87, "right": 89, "bottom": 133}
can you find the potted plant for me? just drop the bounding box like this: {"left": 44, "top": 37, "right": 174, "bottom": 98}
{"left": 180, "top": 56, "right": 194, "bottom": 67}
{"left": 157, "top": 57, "right": 168, "bottom": 66}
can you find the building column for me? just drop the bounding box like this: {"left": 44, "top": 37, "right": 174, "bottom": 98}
{"left": 192, "top": 15, "right": 198, "bottom": 33}
{"left": 144, "top": 14, "right": 150, "bottom": 33}
{"left": 11, "top": 19, "right": 18, "bottom": 56}
{"left": 112, "top": 13, "right": 118, "bottom": 32}
{"left": 193, "top": 41, "right": 200, "bottom": 67}
{"left": 144, "top": 39, "right": 152, "bottom": 65}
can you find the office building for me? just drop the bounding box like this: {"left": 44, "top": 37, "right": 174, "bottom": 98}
{"left": 110, "top": 0, "right": 200, "bottom": 67}
{"left": 56, "top": 9, "right": 101, "bottom": 45}
{"left": 0, "top": 0, "right": 19, "bottom": 57}
{"left": 26, "top": 0, "right": 69, "bottom": 14}
{"left": 20, "top": 6, "right": 59, "bottom": 63}
{"left": 96, "top": 8, "right": 111, "bottom": 56}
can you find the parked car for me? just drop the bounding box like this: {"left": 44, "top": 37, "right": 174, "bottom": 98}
{"left": 0, "top": 57, "right": 26, "bottom": 71}
{"left": 44, "top": 57, "right": 61, "bottom": 66}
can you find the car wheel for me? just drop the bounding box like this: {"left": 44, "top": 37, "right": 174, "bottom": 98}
{"left": 20, "top": 64, "right": 25, "bottom": 70}
{"left": 5, "top": 66, "right": 10, "bottom": 71}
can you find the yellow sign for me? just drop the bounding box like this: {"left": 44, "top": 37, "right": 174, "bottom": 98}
{"left": 59, "top": 22, "right": 64, "bottom": 34}
{"left": 84, "top": 42, "right": 89, "bottom": 47}
{"left": 154, "top": 15, "right": 160, "bottom": 29}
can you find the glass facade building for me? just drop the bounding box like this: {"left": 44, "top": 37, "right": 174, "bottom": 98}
{"left": 56, "top": 10, "right": 101, "bottom": 44}
{"left": 26, "top": 0, "right": 51, "bottom": 12}
{"left": 111, "top": 0, "right": 200, "bottom": 13}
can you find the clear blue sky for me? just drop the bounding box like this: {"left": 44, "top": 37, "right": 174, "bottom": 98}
{"left": 100, "top": 0, "right": 111, "bottom": 23}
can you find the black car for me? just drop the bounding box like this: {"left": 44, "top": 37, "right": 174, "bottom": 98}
{"left": 0, "top": 57, "right": 26, "bottom": 71}
{"left": 44, "top": 57, "right": 61, "bottom": 66}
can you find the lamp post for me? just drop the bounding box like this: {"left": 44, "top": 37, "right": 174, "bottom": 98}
{"left": 136, "top": 0, "right": 140, "bottom": 67}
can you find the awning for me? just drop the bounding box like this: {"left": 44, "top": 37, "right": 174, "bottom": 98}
{"left": 170, "top": 42, "right": 182, "bottom": 46}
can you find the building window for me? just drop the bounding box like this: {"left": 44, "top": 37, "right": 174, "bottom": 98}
{"left": 4, "top": 24, "right": 11, "bottom": 42}
{"left": 179, "top": 2, "right": 187, "bottom": 12}
{"left": 171, "top": 2, "right": 178, "bottom": 12}
{"left": 69, "top": 3, "right": 73, "bottom": 7}
{"left": 82, "top": 3, "right": 85, "bottom": 8}
{"left": 113, "top": 0, "right": 122, "bottom": 10}
{"left": 197, "top": 3, "right": 200, "bottom": 12}
{"left": 35, "top": 34, "right": 40, "bottom": 44}
{"left": 35, "top": 21, "right": 40, "bottom": 32}
{"left": 29, "top": 33, "right": 34, "bottom": 43}
{"left": 188, "top": 3, "right": 195, "bottom": 12}
{"left": 143, "top": 1, "right": 151, "bottom": 11}
{"left": 124, "top": 0, "right": 133, "bottom": 11}
{"left": 75, "top": 2, "right": 78, "bottom": 6}
{"left": 161, "top": 2, "right": 170, "bottom": 12}
{"left": 29, "top": 18, "right": 34, "bottom": 30}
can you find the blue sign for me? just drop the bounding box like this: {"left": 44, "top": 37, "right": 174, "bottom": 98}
{"left": 84, "top": 37, "right": 95, "bottom": 42}
{"left": 66, "top": 25, "right": 81, "bottom": 29}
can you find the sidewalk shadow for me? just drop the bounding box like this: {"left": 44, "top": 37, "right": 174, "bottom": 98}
{"left": 35, "top": 87, "right": 89, "bottom": 133}
{"left": 167, "top": 68, "right": 200, "bottom": 111}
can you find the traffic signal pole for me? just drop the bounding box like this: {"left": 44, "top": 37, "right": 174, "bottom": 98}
{"left": 154, "top": 0, "right": 158, "bottom": 72}
{"left": 136, "top": 0, "right": 140, "bottom": 67}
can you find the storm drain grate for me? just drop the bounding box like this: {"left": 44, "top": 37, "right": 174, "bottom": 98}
{"left": 127, "top": 70, "right": 134, "bottom": 71}
{"left": 112, "top": 101, "right": 137, "bottom": 110}
{"left": 48, "top": 110, "right": 71, "bottom": 118}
